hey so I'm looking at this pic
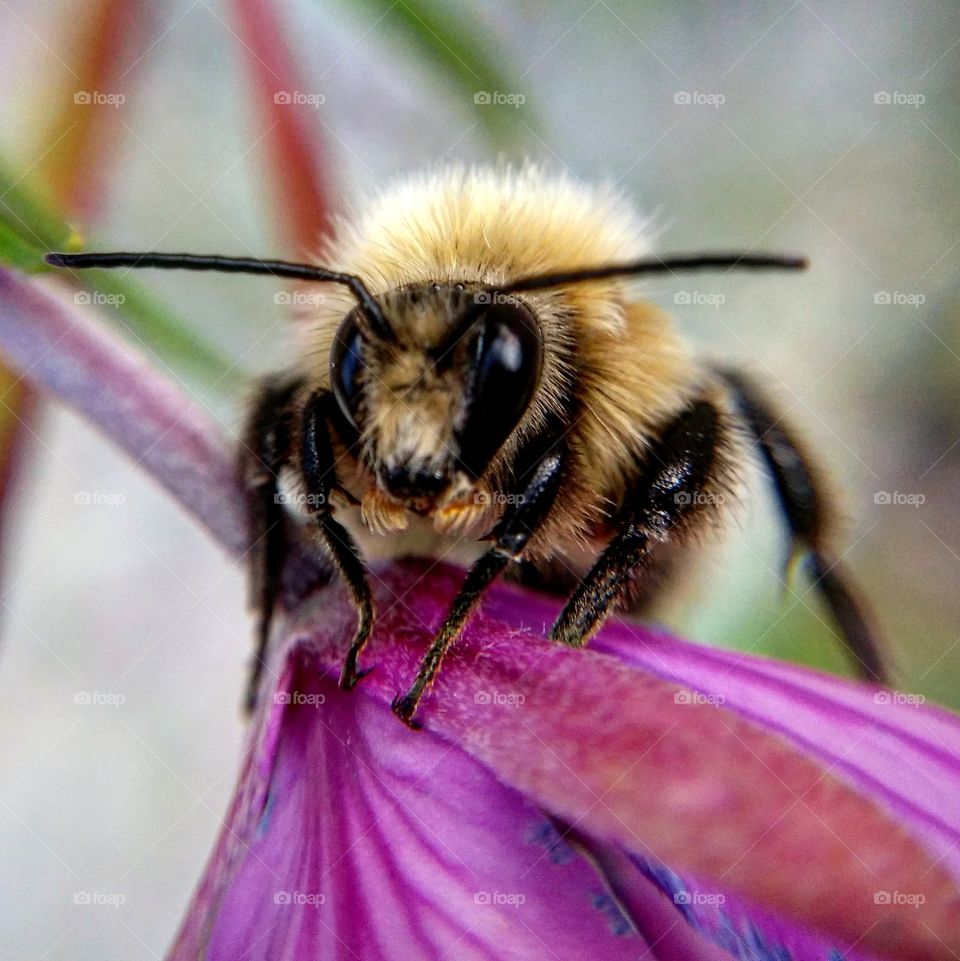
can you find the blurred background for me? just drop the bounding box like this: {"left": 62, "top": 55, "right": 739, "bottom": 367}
{"left": 0, "top": 0, "right": 958, "bottom": 957}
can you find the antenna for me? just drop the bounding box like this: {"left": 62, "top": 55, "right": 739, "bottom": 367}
{"left": 45, "top": 251, "right": 395, "bottom": 342}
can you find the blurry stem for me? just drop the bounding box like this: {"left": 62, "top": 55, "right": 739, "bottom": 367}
{"left": 0, "top": 0, "right": 167, "bottom": 608}
{"left": 38, "top": 0, "right": 148, "bottom": 219}
{"left": 0, "top": 1, "right": 142, "bottom": 615}
{"left": 230, "top": 0, "right": 334, "bottom": 254}
{"left": 0, "top": 269, "right": 246, "bottom": 557}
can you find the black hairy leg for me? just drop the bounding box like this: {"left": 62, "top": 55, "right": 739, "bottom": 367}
{"left": 300, "top": 390, "right": 375, "bottom": 691}
{"left": 718, "top": 368, "right": 889, "bottom": 683}
{"left": 392, "top": 424, "right": 568, "bottom": 727}
{"left": 551, "top": 400, "right": 722, "bottom": 647}
{"left": 239, "top": 375, "right": 303, "bottom": 713}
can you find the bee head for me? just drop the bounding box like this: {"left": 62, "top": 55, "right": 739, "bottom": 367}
{"left": 330, "top": 284, "right": 543, "bottom": 509}
{"left": 42, "top": 245, "right": 805, "bottom": 515}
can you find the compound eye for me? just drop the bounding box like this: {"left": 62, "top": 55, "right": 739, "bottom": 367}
{"left": 457, "top": 301, "right": 543, "bottom": 479}
{"left": 330, "top": 314, "right": 365, "bottom": 430}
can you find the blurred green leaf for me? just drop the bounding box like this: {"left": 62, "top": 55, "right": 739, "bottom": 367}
{"left": 0, "top": 221, "right": 50, "bottom": 274}
{"left": 0, "top": 157, "right": 76, "bottom": 252}
{"left": 0, "top": 158, "right": 239, "bottom": 389}
{"left": 340, "top": 0, "right": 535, "bottom": 146}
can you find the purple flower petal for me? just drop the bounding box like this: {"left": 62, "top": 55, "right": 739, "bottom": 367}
{"left": 484, "top": 584, "right": 960, "bottom": 881}
{"left": 173, "top": 561, "right": 960, "bottom": 961}
{"left": 577, "top": 841, "right": 886, "bottom": 961}
{"left": 172, "top": 655, "right": 739, "bottom": 960}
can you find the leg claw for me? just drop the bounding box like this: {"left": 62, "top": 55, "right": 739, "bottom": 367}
{"left": 391, "top": 692, "right": 423, "bottom": 730}
{"left": 339, "top": 663, "right": 373, "bottom": 691}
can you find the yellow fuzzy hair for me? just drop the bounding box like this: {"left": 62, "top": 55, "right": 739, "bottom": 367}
{"left": 296, "top": 164, "right": 705, "bottom": 553}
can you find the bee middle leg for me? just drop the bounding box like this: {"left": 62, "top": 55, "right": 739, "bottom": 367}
{"left": 550, "top": 399, "right": 723, "bottom": 647}
{"left": 392, "top": 424, "right": 568, "bottom": 727}
{"left": 240, "top": 375, "right": 303, "bottom": 713}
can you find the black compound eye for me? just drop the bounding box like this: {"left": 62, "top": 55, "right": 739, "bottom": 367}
{"left": 330, "top": 314, "right": 365, "bottom": 431}
{"left": 457, "top": 301, "right": 543, "bottom": 479}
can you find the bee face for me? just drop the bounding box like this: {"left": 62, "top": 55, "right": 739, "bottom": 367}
{"left": 330, "top": 284, "right": 544, "bottom": 510}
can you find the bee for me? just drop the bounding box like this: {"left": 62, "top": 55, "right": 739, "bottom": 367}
{"left": 47, "top": 165, "right": 887, "bottom": 727}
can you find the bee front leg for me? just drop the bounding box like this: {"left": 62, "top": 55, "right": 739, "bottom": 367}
{"left": 392, "top": 428, "right": 568, "bottom": 728}
{"left": 550, "top": 400, "right": 722, "bottom": 647}
{"left": 299, "top": 390, "right": 375, "bottom": 691}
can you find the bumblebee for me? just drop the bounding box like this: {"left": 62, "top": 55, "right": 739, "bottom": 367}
{"left": 47, "top": 165, "right": 886, "bottom": 727}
